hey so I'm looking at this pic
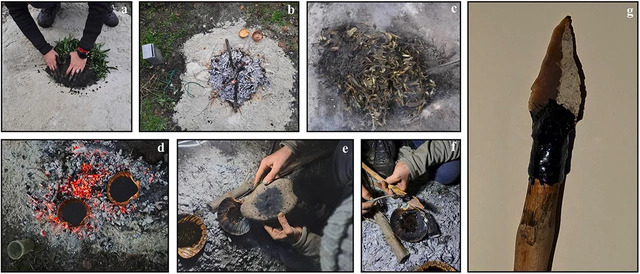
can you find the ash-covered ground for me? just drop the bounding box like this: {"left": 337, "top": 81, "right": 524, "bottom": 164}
{"left": 1, "top": 3, "right": 132, "bottom": 131}
{"left": 1, "top": 140, "right": 168, "bottom": 271}
{"left": 308, "top": 3, "right": 460, "bottom": 131}
{"left": 362, "top": 179, "right": 460, "bottom": 271}
{"left": 178, "top": 141, "right": 320, "bottom": 271}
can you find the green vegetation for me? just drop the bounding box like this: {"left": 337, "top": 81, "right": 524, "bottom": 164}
{"left": 140, "top": 97, "right": 169, "bottom": 131}
{"left": 53, "top": 36, "right": 115, "bottom": 80}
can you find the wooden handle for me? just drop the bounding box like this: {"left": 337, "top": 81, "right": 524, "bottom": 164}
{"left": 372, "top": 208, "right": 410, "bottom": 263}
{"left": 514, "top": 180, "right": 565, "bottom": 271}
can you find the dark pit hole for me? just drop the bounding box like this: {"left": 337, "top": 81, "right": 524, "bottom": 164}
{"left": 109, "top": 175, "right": 138, "bottom": 203}
{"left": 60, "top": 200, "right": 88, "bottom": 227}
{"left": 178, "top": 221, "right": 202, "bottom": 248}
{"left": 255, "top": 187, "right": 283, "bottom": 217}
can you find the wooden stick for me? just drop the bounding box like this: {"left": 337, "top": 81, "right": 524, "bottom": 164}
{"left": 514, "top": 16, "right": 585, "bottom": 271}
{"left": 372, "top": 208, "right": 410, "bottom": 263}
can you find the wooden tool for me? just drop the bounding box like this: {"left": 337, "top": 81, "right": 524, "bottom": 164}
{"left": 361, "top": 162, "right": 424, "bottom": 209}
{"left": 514, "top": 16, "right": 586, "bottom": 271}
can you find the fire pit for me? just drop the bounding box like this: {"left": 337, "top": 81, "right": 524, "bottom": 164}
{"left": 208, "top": 40, "right": 269, "bottom": 111}
{"left": 107, "top": 171, "right": 140, "bottom": 206}
{"left": 57, "top": 199, "right": 90, "bottom": 227}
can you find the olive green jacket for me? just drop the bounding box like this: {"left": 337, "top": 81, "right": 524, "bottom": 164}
{"left": 398, "top": 140, "right": 461, "bottom": 179}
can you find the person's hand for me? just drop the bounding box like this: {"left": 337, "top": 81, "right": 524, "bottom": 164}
{"left": 362, "top": 185, "right": 374, "bottom": 215}
{"left": 66, "top": 51, "right": 87, "bottom": 76}
{"left": 254, "top": 146, "right": 293, "bottom": 187}
{"left": 381, "top": 161, "right": 411, "bottom": 195}
{"left": 44, "top": 49, "right": 58, "bottom": 71}
{"left": 264, "top": 212, "right": 303, "bottom": 244}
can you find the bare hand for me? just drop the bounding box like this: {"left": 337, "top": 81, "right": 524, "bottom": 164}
{"left": 44, "top": 49, "right": 58, "bottom": 71}
{"left": 254, "top": 146, "right": 293, "bottom": 187}
{"left": 263, "top": 212, "right": 302, "bottom": 243}
{"left": 382, "top": 161, "right": 411, "bottom": 195}
{"left": 362, "top": 185, "right": 374, "bottom": 215}
{"left": 66, "top": 51, "right": 87, "bottom": 76}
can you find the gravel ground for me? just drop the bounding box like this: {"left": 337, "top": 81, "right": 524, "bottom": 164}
{"left": 307, "top": 2, "right": 460, "bottom": 131}
{"left": 1, "top": 140, "right": 168, "bottom": 271}
{"left": 178, "top": 141, "right": 314, "bottom": 271}
{"left": 362, "top": 179, "right": 460, "bottom": 271}
{"left": 1, "top": 3, "right": 132, "bottom": 131}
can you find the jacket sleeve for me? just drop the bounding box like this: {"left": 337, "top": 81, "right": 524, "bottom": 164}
{"left": 6, "top": 3, "right": 52, "bottom": 55}
{"left": 292, "top": 226, "right": 322, "bottom": 257}
{"left": 398, "top": 140, "right": 461, "bottom": 179}
{"left": 78, "top": 3, "right": 108, "bottom": 51}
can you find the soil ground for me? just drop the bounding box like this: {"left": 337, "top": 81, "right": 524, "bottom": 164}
{"left": 140, "top": 3, "right": 299, "bottom": 131}
{"left": 307, "top": 3, "right": 460, "bottom": 131}
{"left": 1, "top": 2, "right": 132, "bottom": 131}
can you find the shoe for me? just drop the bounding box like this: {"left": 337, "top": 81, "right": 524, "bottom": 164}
{"left": 104, "top": 10, "right": 119, "bottom": 27}
{"left": 37, "top": 3, "right": 60, "bottom": 28}
{"left": 371, "top": 140, "right": 397, "bottom": 178}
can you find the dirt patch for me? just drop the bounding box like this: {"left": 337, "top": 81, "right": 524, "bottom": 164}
{"left": 308, "top": 3, "right": 460, "bottom": 131}
{"left": 1, "top": 3, "right": 132, "bottom": 131}
{"left": 46, "top": 55, "right": 99, "bottom": 89}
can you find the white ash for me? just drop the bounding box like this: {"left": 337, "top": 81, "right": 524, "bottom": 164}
{"left": 208, "top": 49, "right": 269, "bottom": 106}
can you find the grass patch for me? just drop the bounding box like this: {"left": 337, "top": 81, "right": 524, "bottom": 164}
{"left": 140, "top": 97, "right": 169, "bottom": 131}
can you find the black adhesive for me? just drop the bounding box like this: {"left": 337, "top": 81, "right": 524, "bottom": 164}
{"left": 61, "top": 200, "right": 87, "bottom": 227}
{"left": 178, "top": 221, "right": 201, "bottom": 248}
{"left": 255, "top": 188, "right": 283, "bottom": 218}
{"left": 528, "top": 100, "right": 576, "bottom": 185}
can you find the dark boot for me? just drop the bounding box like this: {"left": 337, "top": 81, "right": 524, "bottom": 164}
{"left": 37, "top": 3, "right": 60, "bottom": 28}
{"left": 371, "top": 140, "right": 397, "bottom": 178}
{"left": 104, "top": 5, "right": 119, "bottom": 27}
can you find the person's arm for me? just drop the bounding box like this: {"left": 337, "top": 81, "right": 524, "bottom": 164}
{"left": 292, "top": 227, "right": 322, "bottom": 257}
{"left": 6, "top": 3, "right": 52, "bottom": 55}
{"left": 77, "top": 3, "right": 108, "bottom": 51}
{"left": 399, "top": 140, "right": 460, "bottom": 179}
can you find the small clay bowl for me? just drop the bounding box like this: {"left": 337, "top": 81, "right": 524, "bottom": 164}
{"left": 239, "top": 28, "right": 250, "bottom": 38}
{"left": 240, "top": 178, "right": 297, "bottom": 221}
{"left": 217, "top": 197, "right": 250, "bottom": 236}
{"left": 252, "top": 30, "right": 263, "bottom": 42}
{"left": 390, "top": 208, "right": 428, "bottom": 242}
{"left": 178, "top": 215, "right": 207, "bottom": 259}
{"left": 57, "top": 198, "right": 91, "bottom": 227}
{"left": 416, "top": 260, "right": 457, "bottom": 271}
{"left": 106, "top": 171, "right": 140, "bottom": 206}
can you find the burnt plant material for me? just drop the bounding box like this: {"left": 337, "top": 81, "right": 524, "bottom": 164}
{"left": 317, "top": 23, "right": 448, "bottom": 129}
{"left": 45, "top": 36, "right": 115, "bottom": 90}
{"left": 107, "top": 171, "right": 140, "bottom": 206}
{"left": 57, "top": 199, "right": 90, "bottom": 227}
{"left": 208, "top": 39, "right": 269, "bottom": 111}
{"left": 178, "top": 214, "right": 207, "bottom": 259}
{"left": 390, "top": 208, "right": 428, "bottom": 242}
{"left": 217, "top": 197, "right": 251, "bottom": 236}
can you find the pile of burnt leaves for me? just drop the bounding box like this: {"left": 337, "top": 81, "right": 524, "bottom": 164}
{"left": 45, "top": 36, "right": 115, "bottom": 90}
{"left": 208, "top": 40, "right": 269, "bottom": 111}
{"left": 316, "top": 23, "right": 452, "bottom": 129}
